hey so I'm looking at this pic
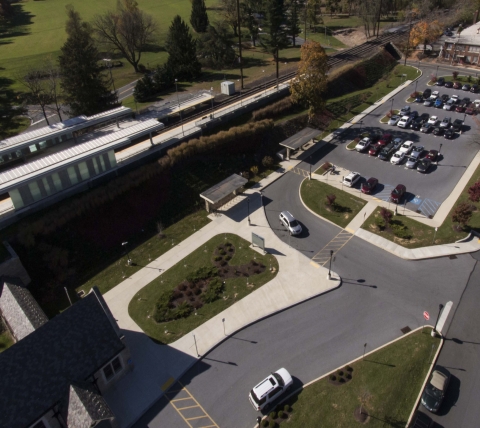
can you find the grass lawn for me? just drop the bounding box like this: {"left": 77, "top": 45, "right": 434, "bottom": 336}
{"left": 301, "top": 180, "right": 367, "bottom": 228}
{"left": 77, "top": 210, "right": 210, "bottom": 297}
{"left": 317, "top": 65, "right": 419, "bottom": 139}
{"left": 0, "top": 330, "right": 14, "bottom": 353}
{"left": 280, "top": 328, "right": 440, "bottom": 428}
{"left": 128, "top": 233, "right": 278, "bottom": 344}
{"left": 362, "top": 162, "right": 480, "bottom": 247}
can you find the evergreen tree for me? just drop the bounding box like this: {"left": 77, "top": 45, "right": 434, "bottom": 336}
{"left": 58, "top": 6, "right": 118, "bottom": 116}
{"left": 286, "top": 0, "right": 303, "bottom": 47}
{"left": 0, "top": 77, "right": 26, "bottom": 139}
{"left": 260, "top": 0, "right": 289, "bottom": 78}
{"left": 190, "top": 0, "right": 209, "bottom": 33}
{"left": 197, "top": 24, "right": 236, "bottom": 69}
{"left": 165, "top": 15, "right": 201, "bottom": 81}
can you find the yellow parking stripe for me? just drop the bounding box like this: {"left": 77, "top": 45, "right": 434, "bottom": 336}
{"left": 312, "top": 230, "right": 354, "bottom": 266}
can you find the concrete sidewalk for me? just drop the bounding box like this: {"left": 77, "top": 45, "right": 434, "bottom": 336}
{"left": 103, "top": 173, "right": 340, "bottom": 427}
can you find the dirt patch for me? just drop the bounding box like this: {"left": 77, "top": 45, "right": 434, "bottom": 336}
{"left": 333, "top": 28, "right": 368, "bottom": 47}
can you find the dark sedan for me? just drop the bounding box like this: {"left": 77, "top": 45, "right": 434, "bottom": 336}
{"left": 421, "top": 367, "right": 450, "bottom": 413}
{"left": 361, "top": 177, "right": 378, "bottom": 194}
{"left": 423, "top": 88, "right": 432, "bottom": 99}
{"left": 390, "top": 184, "right": 406, "bottom": 203}
{"left": 420, "top": 123, "right": 433, "bottom": 133}
{"left": 471, "top": 84, "right": 479, "bottom": 93}
{"left": 432, "top": 126, "right": 444, "bottom": 136}
{"left": 444, "top": 128, "right": 455, "bottom": 139}
{"left": 444, "top": 81, "right": 453, "bottom": 88}
{"left": 417, "top": 159, "right": 432, "bottom": 173}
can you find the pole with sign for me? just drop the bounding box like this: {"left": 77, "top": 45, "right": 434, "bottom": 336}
{"left": 432, "top": 227, "right": 438, "bottom": 245}
{"left": 422, "top": 311, "right": 429, "bottom": 333}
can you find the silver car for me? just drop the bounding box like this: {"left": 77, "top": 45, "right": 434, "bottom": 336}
{"left": 279, "top": 211, "right": 302, "bottom": 235}
{"left": 405, "top": 155, "right": 419, "bottom": 169}
{"left": 388, "top": 115, "right": 401, "bottom": 125}
{"left": 410, "top": 145, "right": 424, "bottom": 158}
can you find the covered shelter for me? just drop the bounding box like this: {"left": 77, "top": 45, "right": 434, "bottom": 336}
{"left": 279, "top": 127, "right": 320, "bottom": 160}
{"left": 200, "top": 174, "right": 248, "bottom": 213}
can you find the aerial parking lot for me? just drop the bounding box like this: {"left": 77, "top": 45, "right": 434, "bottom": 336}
{"left": 316, "top": 72, "right": 479, "bottom": 218}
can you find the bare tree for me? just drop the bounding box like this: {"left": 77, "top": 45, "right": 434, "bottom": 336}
{"left": 45, "top": 59, "right": 63, "bottom": 122}
{"left": 93, "top": 0, "right": 159, "bottom": 73}
{"left": 18, "top": 69, "right": 52, "bottom": 125}
{"left": 219, "top": 0, "right": 238, "bottom": 36}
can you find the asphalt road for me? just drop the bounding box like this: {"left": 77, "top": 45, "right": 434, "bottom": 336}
{"left": 135, "top": 240, "right": 475, "bottom": 428}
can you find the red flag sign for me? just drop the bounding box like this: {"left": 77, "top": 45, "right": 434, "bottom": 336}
{"left": 423, "top": 311, "right": 430, "bottom": 321}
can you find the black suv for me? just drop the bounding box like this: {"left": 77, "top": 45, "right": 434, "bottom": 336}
{"left": 452, "top": 119, "right": 463, "bottom": 132}
{"left": 378, "top": 143, "right": 395, "bottom": 160}
{"left": 471, "top": 84, "right": 479, "bottom": 93}
{"left": 436, "top": 77, "right": 445, "bottom": 86}
{"left": 444, "top": 81, "right": 454, "bottom": 88}
{"left": 423, "top": 88, "right": 432, "bottom": 99}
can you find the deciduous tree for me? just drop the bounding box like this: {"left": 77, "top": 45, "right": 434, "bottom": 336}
{"left": 197, "top": 24, "right": 236, "bottom": 69}
{"left": 452, "top": 202, "right": 472, "bottom": 228}
{"left": 290, "top": 40, "right": 329, "bottom": 118}
{"left": 165, "top": 15, "right": 201, "bottom": 81}
{"left": 59, "top": 6, "right": 118, "bottom": 116}
{"left": 93, "top": 0, "right": 159, "bottom": 73}
{"left": 190, "top": 0, "right": 209, "bottom": 33}
{"left": 410, "top": 19, "right": 443, "bottom": 52}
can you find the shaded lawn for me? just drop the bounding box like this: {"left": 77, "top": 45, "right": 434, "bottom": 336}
{"left": 301, "top": 180, "right": 367, "bottom": 228}
{"left": 283, "top": 328, "right": 440, "bottom": 428}
{"left": 0, "top": 330, "right": 14, "bottom": 353}
{"left": 129, "top": 233, "right": 278, "bottom": 344}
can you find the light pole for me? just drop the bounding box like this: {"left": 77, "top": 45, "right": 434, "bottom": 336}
{"left": 260, "top": 191, "right": 263, "bottom": 207}
{"left": 436, "top": 65, "right": 439, "bottom": 77}
{"left": 415, "top": 78, "right": 418, "bottom": 93}
{"left": 210, "top": 87, "right": 214, "bottom": 114}
{"left": 328, "top": 250, "right": 334, "bottom": 279}
{"left": 363, "top": 343, "right": 367, "bottom": 360}
{"left": 257, "top": 416, "right": 262, "bottom": 427}
{"left": 103, "top": 58, "right": 116, "bottom": 93}
{"left": 122, "top": 241, "right": 131, "bottom": 265}
{"left": 262, "top": 70, "right": 266, "bottom": 95}
{"left": 222, "top": 318, "right": 226, "bottom": 336}
{"left": 434, "top": 304, "right": 444, "bottom": 335}
{"left": 247, "top": 197, "right": 250, "bottom": 224}
{"left": 390, "top": 97, "right": 394, "bottom": 114}
{"left": 432, "top": 227, "right": 438, "bottom": 245}
{"left": 175, "top": 78, "right": 184, "bottom": 136}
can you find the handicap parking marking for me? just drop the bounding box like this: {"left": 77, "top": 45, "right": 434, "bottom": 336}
{"left": 418, "top": 198, "right": 442, "bottom": 218}
{"left": 411, "top": 197, "right": 422, "bottom": 205}
{"left": 372, "top": 184, "right": 395, "bottom": 202}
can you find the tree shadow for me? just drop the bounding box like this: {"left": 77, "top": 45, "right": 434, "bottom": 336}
{"left": 142, "top": 43, "right": 164, "bottom": 53}
{"left": 0, "top": 4, "right": 35, "bottom": 41}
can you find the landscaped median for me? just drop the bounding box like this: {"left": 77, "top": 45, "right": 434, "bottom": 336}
{"left": 301, "top": 180, "right": 366, "bottom": 228}
{"left": 346, "top": 131, "right": 371, "bottom": 150}
{"left": 380, "top": 109, "right": 399, "bottom": 123}
{"left": 128, "top": 233, "right": 278, "bottom": 344}
{"left": 264, "top": 328, "right": 440, "bottom": 428}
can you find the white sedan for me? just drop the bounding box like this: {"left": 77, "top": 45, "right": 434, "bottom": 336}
{"left": 399, "top": 140, "right": 414, "bottom": 154}
{"left": 475, "top": 99, "right": 480, "bottom": 108}
{"left": 355, "top": 137, "right": 371, "bottom": 152}
{"left": 397, "top": 115, "right": 412, "bottom": 128}
{"left": 390, "top": 150, "right": 405, "bottom": 165}
{"left": 428, "top": 115, "right": 438, "bottom": 124}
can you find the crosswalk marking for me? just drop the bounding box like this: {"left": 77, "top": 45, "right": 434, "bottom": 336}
{"left": 289, "top": 167, "right": 310, "bottom": 178}
{"left": 312, "top": 230, "right": 353, "bottom": 265}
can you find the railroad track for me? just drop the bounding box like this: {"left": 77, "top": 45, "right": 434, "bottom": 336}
{"left": 155, "top": 30, "right": 406, "bottom": 134}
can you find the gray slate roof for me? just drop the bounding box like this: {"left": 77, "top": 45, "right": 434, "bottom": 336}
{"left": 200, "top": 174, "right": 248, "bottom": 204}
{"left": 1, "top": 278, "right": 48, "bottom": 330}
{"left": 0, "top": 288, "right": 124, "bottom": 427}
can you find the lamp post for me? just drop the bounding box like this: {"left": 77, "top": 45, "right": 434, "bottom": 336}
{"left": 260, "top": 191, "right": 263, "bottom": 207}
{"left": 175, "top": 78, "right": 184, "bottom": 135}
{"left": 210, "top": 87, "right": 214, "bottom": 114}
{"left": 434, "top": 304, "right": 444, "bottom": 335}
{"left": 432, "top": 227, "right": 438, "bottom": 245}
{"left": 415, "top": 78, "right": 418, "bottom": 93}
{"left": 390, "top": 98, "right": 394, "bottom": 114}
{"left": 436, "top": 65, "right": 439, "bottom": 77}
{"left": 363, "top": 343, "right": 367, "bottom": 360}
{"left": 328, "top": 250, "right": 334, "bottom": 279}
{"left": 103, "top": 58, "right": 116, "bottom": 93}
{"left": 257, "top": 416, "right": 262, "bottom": 427}
{"left": 122, "top": 241, "right": 131, "bottom": 265}
{"left": 247, "top": 197, "right": 250, "bottom": 224}
{"left": 262, "top": 70, "right": 266, "bottom": 95}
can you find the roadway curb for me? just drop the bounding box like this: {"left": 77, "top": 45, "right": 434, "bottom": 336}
{"left": 267, "top": 325, "right": 441, "bottom": 427}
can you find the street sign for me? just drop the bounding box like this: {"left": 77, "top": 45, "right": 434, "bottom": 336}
{"left": 423, "top": 311, "right": 430, "bottom": 321}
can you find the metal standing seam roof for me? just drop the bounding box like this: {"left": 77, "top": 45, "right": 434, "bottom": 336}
{"left": 156, "top": 93, "right": 214, "bottom": 120}
{"left": 200, "top": 174, "right": 248, "bottom": 204}
{"left": 279, "top": 127, "right": 320, "bottom": 150}
{"left": 0, "top": 107, "right": 132, "bottom": 150}
{"left": 0, "top": 119, "right": 163, "bottom": 189}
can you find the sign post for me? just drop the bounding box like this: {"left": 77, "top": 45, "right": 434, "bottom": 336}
{"left": 422, "top": 311, "right": 430, "bottom": 333}
{"left": 251, "top": 232, "right": 265, "bottom": 254}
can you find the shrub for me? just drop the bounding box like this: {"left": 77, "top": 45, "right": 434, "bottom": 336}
{"left": 262, "top": 420, "right": 269, "bottom": 427}
{"left": 353, "top": 137, "right": 361, "bottom": 143}
{"left": 375, "top": 218, "right": 385, "bottom": 231}
{"left": 262, "top": 156, "right": 274, "bottom": 169}
{"left": 346, "top": 365, "right": 353, "bottom": 372}
{"left": 269, "top": 411, "right": 277, "bottom": 419}
{"left": 252, "top": 96, "right": 294, "bottom": 121}
{"left": 172, "top": 289, "right": 183, "bottom": 299}
{"left": 179, "top": 283, "right": 187, "bottom": 291}
{"left": 339, "top": 377, "right": 345, "bottom": 383}
{"left": 228, "top": 247, "right": 233, "bottom": 252}
{"left": 188, "top": 282, "right": 196, "bottom": 289}
{"left": 453, "top": 71, "right": 459, "bottom": 79}
{"left": 268, "top": 420, "right": 276, "bottom": 428}
{"left": 337, "top": 370, "right": 344, "bottom": 376}
{"left": 202, "top": 278, "right": 224, "bottom": 303}
{"left": 452, "top": 202, "right": 472, "bottom": 227}
{"left": 186, "top": 266, "right": 218, "bottom": 283}
{"left": 430, "top": 74, "right": 437, "bottom": 83}
{"left": 380, "top": 208, "right": 393, "bottom": 227}
{"left": 194, "top": 287, "right": 202, "bottom": 295}
{"left": 410, "top": 91, "right": 418, "bottom": 98}
{"left": 326, "top": 194, "right": 337, "bottom": 207}
{"left": 220, "top": 260, "right": 227, "bottom": 266}
{"left": 468, "top": 181, "right": 480, "bottom": 202}
{"left": 278, "top": 410, "right": 284, "bottom": 418}
{"left": 242, "top": 170, "right": 250, "bottom": 179}
{"left": 467, "top": 75, "right": 472, "bottom": 82}
{"left": 321, "top": 162, "right": 332, "bottom": 171}
{"left": 219, "top": 250, "right": 226, "bottom": 255}
{"left": 330, "top": 374, "right": 336, "bottom": 381}
{"left": 346, "top": 373, "right": 352, "bottom": 379}
{"left": 393, "top": 226, "right": 411, "bottom": 240}
{"left": 250, "top": 165, "right": 259, "bottom": 176}
{"left": 185, "top": 289, "right": 193, "bottom": 296}
{"left": 214, "top": 256, "right": 222, "bottom": 261}
{"left": 225, "top": 255, "right": 231, "bottom": 261}
{"left": 284, "top": 404, "right": 291, "bottom": 412}
{"left": 225, "top": 242, "right": 232, "bottom": 247}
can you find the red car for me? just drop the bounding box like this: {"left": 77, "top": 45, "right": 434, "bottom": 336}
{"left": 455, "top": 105, "right": 465, "bottom": 113}
{"left": 361, "top": 177, "right": 378, "bottom": 194}
{"left": 425, "top": 149, "right": 439, "bottom": 161}
{"left": 379, "top": 133, "right": 393, "bottom": 145}
{"left": 465, "top": 106, "right": 475, "bottom": 115}
{"left": 391, "top": 184, "right": 406, "bottom": 203}
{"left": 368, "top": 142, "right": 383, "bottom": 156}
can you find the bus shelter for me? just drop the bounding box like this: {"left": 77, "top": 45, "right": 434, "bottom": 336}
{"left": 200, "top": 174, "right": 248, "bottom": 213}
{"left": 279, "top": 127, "right": 320, "bottom": 160}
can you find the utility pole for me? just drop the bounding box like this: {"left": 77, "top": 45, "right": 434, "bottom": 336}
{"left": 404, "top": 11, "right": 414, "bottom": 66}
{"left": 236, "top": 0, "right": 244, "bottom": 89}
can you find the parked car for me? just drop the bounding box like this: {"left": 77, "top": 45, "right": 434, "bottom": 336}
{"left": 443, "top": 99, "right": 455, "bottom": 110}
{"left": 470, "top": 84, "right": 479, "bottom": 93}
{"left": 466, "top": 106, "right": 475, "bottom": 115}
{"left": 392, "top": 137, "right": 403, "bottom": 150}
{"left": 355, "top": 137, "right": 371, "bottom": 152}
{"left": 462, "top": 83, "right": 471, "bottom": 91}
{"left": 440, "top": 117, "right": 451, "bottom": 128}
{"left": 415, "top": 93, "right": 424, "bottom": 102}
{"left": 390, "top": 150, "right": 405, "bottom": 165}
{"left": 361, "top": 177, "right": 378, "bottom": 194}
{"left": 455, "top": 104, "right": 465, "bottom": 113}
{"left": 444, "top": 128, "right": 455, "bottom": 139}
{"left": 378, "top": 143, "right": 395, "bottom": 160}
{"left": 436, "top": 77, "right": 445, "bottom": 86}
{"left": 445, "top": 31, "right": 453, "bottom": 37}
{"left": 279, "top": 211, "right": 302, "bottom": 236}
{"left": 432, "top": 126, "right": 444, "bottom": 136}
{"left": 434, "top": 98, "right": 443, "bottom": 108}
{"left": 444, "top": 81, "right": 453, "bottom": 88}
{"left": 388, "top": 115, "right": 401, "bottom": 125}
{"left": 368, "top": 143, "right": 383, "bottom": 156}
{"left": 419, "top": 113, "right": 429, "bottom": 122}
{"left": 428, "top": 115, "right": 438, "bottom": 124}
{"left": 399, "top": 140, "right": 414, "bottom": 154}
{"left": 378, "top": 133, "right": 393, "bottom": 145}
{"left": 420, "top": 123, "right": 433, "bottom": 133}
{"left": 431, "top": 91, "right": 439, "bottom": 99}
{"left": 453, "top": 81, "right": 462, "bottom": 89}
{"left": 417, "top": 158, "right": 432, "bottom": 173}
{"left": 343, "top": 171, "right": 361, "bottom": 187}
{"left": 452, "top": 119, "right": 464, "bottom": 132}
{"left": 423, "top": 98, "right": 434, "bottom": 107}
{"left": 249, "top": 368, "right": 293, "bottom": 411}
{"left": 411, "top": 117, "right": 424, "bottom": 130}
{"left": 441, "top": 94, "right": 449, "bottom": 103}
{"left": 411, "top": 145, "right": 424, "bottom": 159}
{"left": 451, "top": 94, "right": 459, "bottom": 103}
{"left": 461, "top": 97, "right": 471, "bottom": 106}
{"left": 423, "top": 88, "right": 432, "bottom": 99}
{"left": 405, "top": 155, "right": 419, "bottom": 169}
{"left": 390, "top": 184, "right": 406, "bottom": 203}
{"left": 474, "top": 99, "right": 480, "bottom": 108}
{"left": 397, "top": 115, "right": 413, "bottom": 128}
{"left": 421, "top": 367, "right": 450, "bottom": 413}
{"left": 400, "top": 106, "right": 411, "bottom": 115}
{"left": 425, "top": 149, "right": 439, "bottom": 161}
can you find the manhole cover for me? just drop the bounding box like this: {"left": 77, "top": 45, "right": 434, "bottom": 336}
{"left": 449, "top": 255, "right": 457, "bottom": 259}
{"left": 401, "top": 326, "right": 411, "bottom": 334}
